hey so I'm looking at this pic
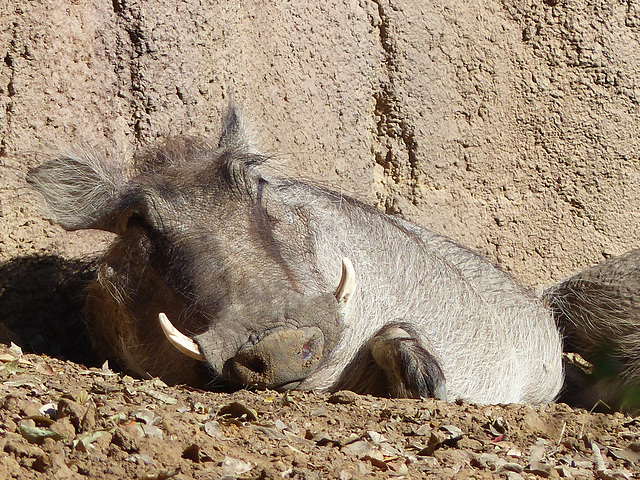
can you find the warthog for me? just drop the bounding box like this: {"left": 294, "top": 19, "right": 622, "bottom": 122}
{"left": 28, "top": 107, "right": 580, "bottom": 405}
{"left": 546, "top": 250, "right": 640, "bottom": 411}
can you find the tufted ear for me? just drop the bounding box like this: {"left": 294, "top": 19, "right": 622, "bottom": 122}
{"left": 218, "top": 105, "right": 258, "bottom": 154}
{"left": 27, "top": 151, "right": 129, "bottom": 233}
{"left": 214, "top": 104, "right": 271, "bottom": 200}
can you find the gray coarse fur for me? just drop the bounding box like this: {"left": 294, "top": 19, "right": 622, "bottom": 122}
{"left": 25, "top": 150, "right": 126, "bottom": 232}
{"left": 545, "top": 249, "right": 640, "bottom": 412}
{"left": 27, "top": 106, "right": 567, "bottom": 405}
{"left": 289, "top": 192, "right": 564, "bottom": 403}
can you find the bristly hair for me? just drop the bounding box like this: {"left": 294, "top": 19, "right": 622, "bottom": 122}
{"left": 26, "top": 149, "right": 125, "bottom": 231}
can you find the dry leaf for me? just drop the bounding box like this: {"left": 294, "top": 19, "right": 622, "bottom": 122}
{"left": 19, "top": 422, "right": 64, "bottom": 443}
{"left": 217, "top": 402, "right": 258, "bottom": 421}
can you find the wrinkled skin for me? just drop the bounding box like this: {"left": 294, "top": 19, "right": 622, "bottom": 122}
{"left": 28, "top": 107, "right": 569, "bottom": 404}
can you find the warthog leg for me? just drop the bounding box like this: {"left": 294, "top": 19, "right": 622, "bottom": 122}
{"left": 332, "top": 322, "right": 447, "bottom": 399}
{"left": 370, "top": 323, "right": 447, "bottom": 400}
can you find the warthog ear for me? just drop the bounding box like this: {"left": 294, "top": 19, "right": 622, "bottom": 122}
{"left": 218, "top": 104, "right": 258, "bottom": 155}
{"left": 215, "top": 104, "right": 270, "bottom": 198}
{"left": 27, "top": 152, "right": 126, "bottom": 232}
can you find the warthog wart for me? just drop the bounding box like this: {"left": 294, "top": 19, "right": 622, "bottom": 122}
{"left": 26, "top": 107, "right": 636, "bottom": 409}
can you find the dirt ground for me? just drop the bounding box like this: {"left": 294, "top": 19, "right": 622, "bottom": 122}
{"left": 1, "top": 342, "right": 639, "bottom": 480}
{"left": 2, "top": 0, "right": 640, "bottom": 478}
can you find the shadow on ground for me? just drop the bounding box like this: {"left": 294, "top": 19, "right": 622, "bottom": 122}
{"left": 0, "top": 254, "right": 99, "bottom": 367}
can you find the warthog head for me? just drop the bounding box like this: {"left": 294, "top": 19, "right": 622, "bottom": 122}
{"left": 27, "top": 108, "right": 355, "bottom": 390}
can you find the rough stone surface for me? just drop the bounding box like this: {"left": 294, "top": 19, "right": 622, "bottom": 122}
{"left": 3, "top": 0, "right": 640, "bottom": 285}
{"left": 1, "top": 0, "right": 640, "bottom": 477}
{"left": 1, "top": 344, "right": 639, "bottom": 480}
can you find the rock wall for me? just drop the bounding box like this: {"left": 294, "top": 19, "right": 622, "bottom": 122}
{"left": 1, "top": 0, "right": 639, "bottom": 293}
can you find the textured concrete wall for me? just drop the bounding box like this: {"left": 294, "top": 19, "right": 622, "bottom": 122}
{"left": 2, "top": 0, "right": 640, "bottom": 292}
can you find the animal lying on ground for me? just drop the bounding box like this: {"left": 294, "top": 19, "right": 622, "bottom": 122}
{"left": 545, "top": 250, "right": 640, "bottom": 412}
{"left": 26, "top": 107, "right": 639, "bottom": 410}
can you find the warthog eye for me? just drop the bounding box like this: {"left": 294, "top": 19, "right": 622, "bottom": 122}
{"left": 126, "top": 211, "right": 149, "bottom": 230}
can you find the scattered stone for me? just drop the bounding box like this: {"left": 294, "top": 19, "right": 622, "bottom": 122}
{"left": 503, "top": 472, "right": 525, "bottom": 480}
{"left": 471, "top": 452, "right": 506, "bottom": 471}
{"left": 362, "top": 453, "right": 388, "bottom": 470}
{"left": 220, "top": 456, "right": 253, "bottom": 477}
{"left": 342, "top": 440, "right": 374, "bottom": 457}
{"left": 182, "top": 444, "right": 214, "bottom": 462}
{"left": 499, "top": 462, "right": 525, "bottom": 473}
{"left": 73, "top": 430, "right": 112, "bottom": 452}
{"left": 111, "top": 426, "right": 140, "bottom": 453}
{"left": 367, "top": 431, "right": 387, "bottom": 444}
{"left": 125, "top": 453, "right": 155, "bottom": 465}
{"left": 484, "top": 417, "right": 508, "bottom": 437}
{"left": 328, "top": 391, "right": 359, "bottom": 404}
{"left": 526, "top": 442, "right": 553, "bottom": 478}
{"left": 203, "top": 420, "right": 227, "bottom": 440}
{"left": 253, "top": 425, "right": 287, "bottom": 440}
{"left": 456, "top": 437, "right": 483, "bottom": 451}
{"left": 340, "top": 433, "right": 361, "bottom": 446}
{"left": 56, "top": 398, "right": 87, "bottom": 433}
{"left": 133, "top": 409, "right": 162, "bottom": 426}
{"left": 306, "top": 429, "right": 335, "bottom": 445}
{"left": 415, "top": 424, "right": 432, "bottom": 436}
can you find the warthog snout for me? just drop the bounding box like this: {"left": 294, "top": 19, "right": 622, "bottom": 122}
{"left": 156, "top": 256, "right": 357, "bottom": 389}
{"left": 230, "top": 327, "right": 325, "bottom": 389}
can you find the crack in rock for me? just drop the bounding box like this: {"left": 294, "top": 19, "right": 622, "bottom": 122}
{"left": 111, "top": 0, "right": 152, "bottom": 143}
{"left": 371, "top": 0, "right": 419, "bottom": 214}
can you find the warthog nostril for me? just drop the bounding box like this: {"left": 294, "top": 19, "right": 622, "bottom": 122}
{"left": 243, "top": 356, "right": 267, "bottom": 375}
{"left": 231, "top": 350, "right": 273, "bottom": 387}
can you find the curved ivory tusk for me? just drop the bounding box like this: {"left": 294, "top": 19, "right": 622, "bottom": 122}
{"left": 158, "top": 312, "right": 206, "bottom": 361}
{"left": 334, "top": 257, "right": 356, "bottom": 305}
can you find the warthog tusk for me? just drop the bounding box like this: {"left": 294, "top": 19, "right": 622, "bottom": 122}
{"left": 158, "top": 312, "right": 205, "bottom": 361}
{"left": 334, "top": 257, "right": 356, "bottom": 305}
